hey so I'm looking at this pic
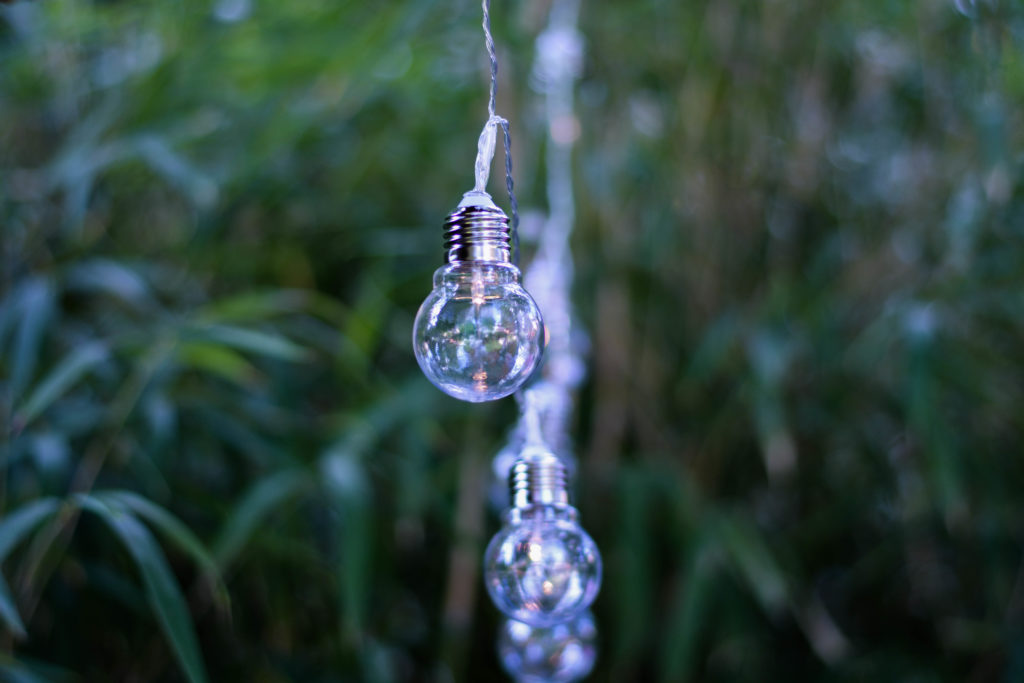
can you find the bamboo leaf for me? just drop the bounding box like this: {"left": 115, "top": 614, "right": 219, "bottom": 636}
{"left": 719, "top": 515, "right": 788, "bottom": 615}
{"left": 0, "top": 655, "right": 76, "bottom": 683}
{"left": 0, "top": 572, "right": 27, "bottom": 639}
{"left": 212, "top": 469, "right": 310, "bottom": 570}
{"left": 96, "top": 491, "right": 229, "bottom": 607}
{"left": 135, "top": 135, "right": 218, "bottom": 209}
{"left": 658, "top": 536, "right": 718, "bottom": 683}
{"left": 198, "top": 289, "right": 313, "bottom": 322}
{"left": 185, "top": 324, "right": 311, "bottom": 362}
{"left": 9, "top": 277, "right": 56, "bottom": 407}
{"left": 0, "top": 658, "right": 52, "bottom": 683}
{"left": 320, "top": 451, "right": 372, "bottom": 635}
{"left": 0, "top": 498, "right": 62, "bottom": 562}
{"left": 176, "top": 341, "right": 261, "bottom": 386}
{"left": 74, "top": 495, "right": 209, "bottom": 683}
{"left": 64, "top": 259, "right": 154, "bottom": 310}
{"left": 15, "top": 342, "right": 109, "bottom": 427}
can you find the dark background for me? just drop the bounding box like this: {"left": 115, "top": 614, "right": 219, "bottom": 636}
{"left": 2, "top": 0, "right": 1024, "bottom": 681}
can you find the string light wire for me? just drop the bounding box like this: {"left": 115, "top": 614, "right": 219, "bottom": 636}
{"left": 507, "top": 0, "right": 585, "bottom": 465}
{"left": 473, "top": 0, "right": 520, "bottom": 265}
{"left": 485, "top": 4, "right": 599, "bottom": 675}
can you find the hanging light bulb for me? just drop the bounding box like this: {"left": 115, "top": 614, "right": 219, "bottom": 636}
{"left": 498, "top": 610, "right": 597, "bottom": 683}
{"left": 484, "top": 446, "right": 601, "bottom": 626}
{"left": 413, "top": 190, "right": 545, "bottom": 402}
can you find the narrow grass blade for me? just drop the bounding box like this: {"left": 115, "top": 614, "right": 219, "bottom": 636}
{"left": 0, "top": 572, "right": 27, "bottom": 639}
{"left": 0, "top": 655, "right": 75, "bottom": 683}
{"left": 64, "top": 259, "right": 154, "bottom": 310}
{"left": 9, "top": 277, "right": 55, "bottom": 406}
{"left": 658, "top": 538, "right": 718, "bottom": 683}
{"left": 15, "top": 342, "right": 109, "bottom": 427}
{"left": 0, "top": 498, "right": 62, "bottom": 562}
{"left": 212, "top": 469, "right": 310, "bottom": 570}
{"left": 185, "top": 324, "right": 310, "bottom": 362}
{"left": 198, "top": 290, "right": 313, "bottom": 322}
{"left": 75, "top": 495, "right": 209, "bottom": 683}
{"left": 176, "top": 342, "right": 261, "bottom": 387}
{"left": 97, "top": 491, "right": 229, "bottom": 606}
{"left": 0, "top": 658, "right": 51, "bottom": 683}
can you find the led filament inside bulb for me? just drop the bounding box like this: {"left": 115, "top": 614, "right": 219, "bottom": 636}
{"left": 484, "top": 447, "right": 601, "bottom": 627}
{"left": 413, "top": 192, "right": 545, "bottom": 402}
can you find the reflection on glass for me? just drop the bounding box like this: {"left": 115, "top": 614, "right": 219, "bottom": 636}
{"left": 498, "top": 610, "right": 597, "bottom": 683}
{"left": 413, "top": 262, "right": 544, "bottom": 402}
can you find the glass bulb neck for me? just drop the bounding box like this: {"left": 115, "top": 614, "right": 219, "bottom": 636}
{"left": 509, "top": 449, "right": 570, "bottom": 509}
{"left": 444, "top": 191, "right": 512, "bottom": 264}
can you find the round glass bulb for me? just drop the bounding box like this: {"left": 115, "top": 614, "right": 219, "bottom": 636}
{"left": 498, "top": 611, "right": 597, "bottom": 683}
{"left": 413, "top": 262, "right": 544, "bottom": 402}
{"left": 484, "top": 505, "right": 601, "bottom": 627}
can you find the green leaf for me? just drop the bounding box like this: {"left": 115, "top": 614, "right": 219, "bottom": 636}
{"left": 0, "top": 657, "right": 52, "bottom": 683}
{"left": 658, "top": 536, "right": 718, "bottom": 683}
{"left": 719, "top": 515, "right": 789, "bottom": 615}
{"left": 96, "top": 491, "right": 228, "bottom": 607}
{"left": 64, "top": 259, "right": 155, "bottom": 310}
{"left": 320, "top": 452, "right": 372, "bottom": 636}
{"left": 198, "top": 289, "right": 313, "bottom": 322}
{"left": 212, "top": 469, "right": 310, "bottom": 570}
{"left": 9, "top": 277, "right": 56, "bottom": 407}
{"left": 0, "top": 655, "right": 76, "bottom": 683}
{"left": 0, "top": 498, "right": 62, "bottom": 562}
{"left": 0, "top": 572, "right": 27, "bottom": 639}
{"left": 176, "top": 342, "right": 261, "bottom": 386}
{"left": 74, "top": 495, "right": 209, "bottom": 683}
{"left": 135, "top": 135, "right": 218, "bottom": 209}
{"left": 185, "top": 324, "right": 311, "bottom": 362}
{"left": 15, "top": 342, "right": 109, "bottom": 427}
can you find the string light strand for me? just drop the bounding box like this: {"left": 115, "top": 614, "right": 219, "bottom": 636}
{"left": 472, "top": 0, "right": 520, "bottom": 265}
{"left": 483, "top": 0, "right": 498, "bottom": 119}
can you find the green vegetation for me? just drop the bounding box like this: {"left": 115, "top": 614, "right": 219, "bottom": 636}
{"left": 2, "top": 0, "right": 1023, "bottom": 681}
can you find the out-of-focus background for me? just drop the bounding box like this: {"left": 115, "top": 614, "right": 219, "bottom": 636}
{"left": 2, "top": 0, "right": 1024, "bottom": 681}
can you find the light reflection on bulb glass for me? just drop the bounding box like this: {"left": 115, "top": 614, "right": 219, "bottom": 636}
{"left": 498, "top": 610, "right": 597, "bottom": 683}
{"left": 413, "top": 262, "right": 544, "bottom": 402}
{"left": 484, "top": 504, "right": 601, "bottom": 627}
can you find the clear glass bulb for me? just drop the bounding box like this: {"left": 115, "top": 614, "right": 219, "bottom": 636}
{"left": 413, "top": 261, "right": 544, "bottom": 402}
{"left": 484, "top": 502, "right": 601, "bottom": 627}
{"left": 498, "top": 611, "right": 597, "bottom": 683}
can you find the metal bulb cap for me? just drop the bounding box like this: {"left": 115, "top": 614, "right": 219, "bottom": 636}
{"left": 510, "top": 447, "right": 569, "bottom": 509}
{"left": 444, "top": 190, "right": 512, "bottom": 264}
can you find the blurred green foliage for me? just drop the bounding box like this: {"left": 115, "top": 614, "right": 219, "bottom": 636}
{"left": 2, "top": 0, "right": 1024, "bottom": 681}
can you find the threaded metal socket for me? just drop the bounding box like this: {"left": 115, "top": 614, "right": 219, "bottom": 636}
{"left": 510, "top": 448, "right": 569, "bottom": 509}
{"left": 444, "top": 191, "right": 512, "bottom": 264}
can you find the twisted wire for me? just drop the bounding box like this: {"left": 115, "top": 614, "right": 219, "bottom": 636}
{"left": 502, "top": 0, "right": 584, "bottom": 485}
{"left": 475, "top": 0, "right": 519, "bottom": 266}
{"left": 483, "top": 0, "right": 498, "bottom": 119}
{"left": 499, "top": 117, "right": 520, "bottom": 267}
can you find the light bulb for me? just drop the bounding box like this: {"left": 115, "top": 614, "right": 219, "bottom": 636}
{"left": 413, "top": 191, "right": 544, "bottom": 403}
{"left": 498, "top": 610, "right": 597, "bottom": 683}
{"left": 484, "top": 447, "right": 601, "bottom": 627}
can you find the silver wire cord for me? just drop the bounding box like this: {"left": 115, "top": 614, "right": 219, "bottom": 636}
{"left": 500, "top": 118, "right": 520, "bottom": 267}
{"left": 474, "top": 0, "right": 520, "bottom": 266}
{"left": 483, "top": 0, "right": 498, "bottom": 119}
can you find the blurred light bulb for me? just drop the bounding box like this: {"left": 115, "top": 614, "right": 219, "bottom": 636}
{"left": 498, "top": 610, "right": 597, "bottom": 683}
{"left": 413, "top": 191, "right": 545, "bottom": 402}
{"left": 484, "top": 447, "right": 601, "bottom": 627}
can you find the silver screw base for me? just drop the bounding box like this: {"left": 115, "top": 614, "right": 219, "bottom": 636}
{"left": 510, "top": 447, "right": 569, "bottom": 509}
{"left": 444, "top": 191, "right": 512, "bottom": 264}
